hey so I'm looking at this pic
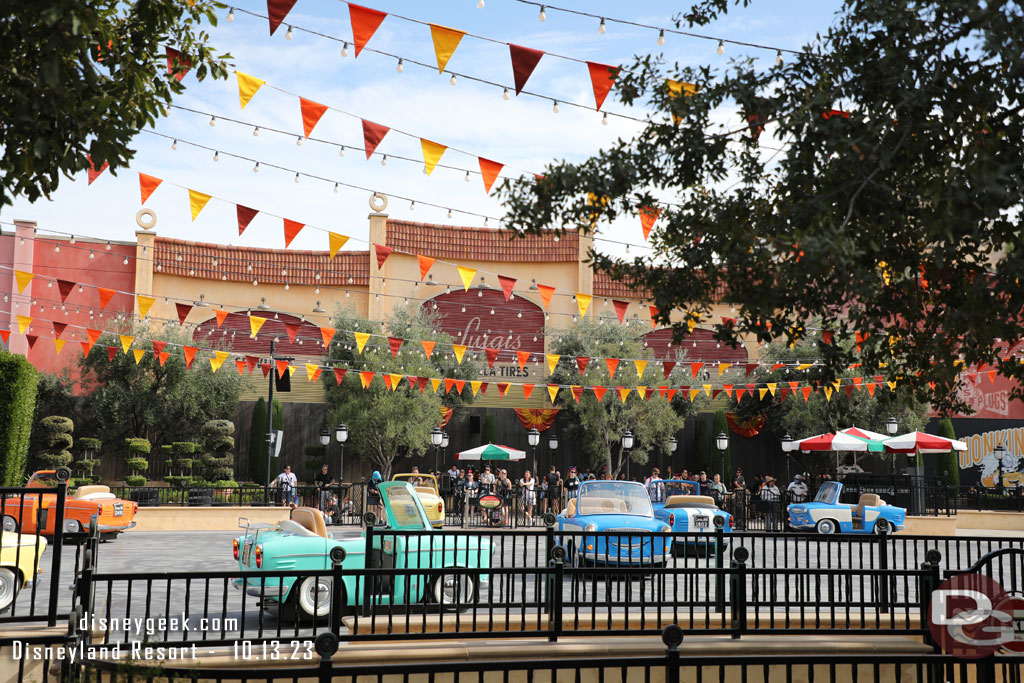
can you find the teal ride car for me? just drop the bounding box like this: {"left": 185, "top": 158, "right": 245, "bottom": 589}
{"left": 232, "top": 481, "right": 493, "bottom": 621}
{"left": 648, "top": 479, "right": 732, "bottom": 555}
{"left": 787, "top": 481, "right": 906, "bottom": 535}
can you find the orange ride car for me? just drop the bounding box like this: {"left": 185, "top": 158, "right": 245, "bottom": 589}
{"left": 1, "top": 471, "right": 137, "bottom": 540}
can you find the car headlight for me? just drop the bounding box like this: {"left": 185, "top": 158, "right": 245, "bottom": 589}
{"left": 790, "top": 507, "right": 805, "bottom": 515}
{"left": 660, "top": 525, "right": 671, "bottom": 533}
{"left": 584, "top": 524, "right": 597, "bottom": 532}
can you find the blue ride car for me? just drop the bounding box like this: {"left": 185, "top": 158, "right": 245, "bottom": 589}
{"left": 787, "top": 481, "right": 906, "bottom": 535}
{"left": 648, "top": 479, "right": 732, "bottom": 554}
{"left": 555, "top": 480, "right": 672, "bottom": 566}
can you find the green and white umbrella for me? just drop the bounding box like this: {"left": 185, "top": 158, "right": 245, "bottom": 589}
{"left": 455, "top": 444, "right": 527, "bottom": 461}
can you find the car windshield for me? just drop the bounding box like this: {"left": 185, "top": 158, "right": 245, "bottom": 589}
{"left": 661, "top": 480, "right": 698, "bottom": 498}
{"left": 382, "top": 484, "right": 430, "bottom": 529}
{"left": 577, "top": 481, "right": 653, "bottom": 516}
{"left": 393, "top": 474, "right": 433, "bottom": 490}
{"left": 814, "top": 481, "right": 841, "bottom": 504}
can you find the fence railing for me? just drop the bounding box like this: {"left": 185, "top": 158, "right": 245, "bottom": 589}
{"left": 955, "top": 485, "right": 1024, "bottom": 512}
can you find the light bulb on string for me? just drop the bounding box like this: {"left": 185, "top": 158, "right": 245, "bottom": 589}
{"left": 171, "top": 139, "right": 178, "bottom": 150}
{"left": 396, "top": 58, "right": 404, "bottom": 73}
{"left": 227, "top": 7, "right": 234, "bottom": 21}
{"left": 717, "top": 40, "right": 725, "bottom": 55}
{"left": 341, "top": 42, "right": 349, "bottom": 57}
{"left": 294, "top": 172, "right": 300, "bottom": 183}
{"left": 333, "top": 183, "right": 339, "bottom": 193}
{"left": 538, "top": 6, "right": 546, "bottom": 21}
{"left": 252, "top": 126, "right": 259, "bottom": 137}
{"left": 253, "top": 162, "right": 260, "bottom": 172}
{"left": 409, "top": 201, "right": 415, "bottom": 211}
{"left": 54, "top": 244, "right": 59, "bottom": 253}
{"left": 602, "top": 112, "right": 608, "bottom": 125}
{"left": 464, "top": 171, "right": 471, "bottom": 182}
{"left": 447, "top": 209, "right": 453, "bottom": 219}
{"left": 209, "top": 116, "right": 216, "bottom": 126}
{"left": 296, "top": 136, "right": 302, "bottom": 146}
{"left": 502, "top": 87, "right": 510, "bottom": 100}
{"left": 285, "top": 26, "right": 293, "bottom": 40}
{"left": 213, "top": 151, "right": 219, "bottom": 162}
{"left": 449, "top": 73, "right": 457, "bottom": 86}
{"left": 484, "top": 217, "right": 489, "bottom": 227}
{"left": 552, "top": 100, "right": 559, "bottom": 113}
{"left": 69, "top": 236, "right": 75, "bottom": 244}
{"left": 657, "top": 29, "right": 665, "bottom": 46}
{"left": 381, "top": 155, "right": 387, "bottom": 166}
{"left": 105, "top": 241, "right": 111, "bottom": 251}
{"left": 776, "top": 50, "right": 783, "bottom": 65}
{"left": 598, "top": 18, "right": 606, "bottom": 33}
{"left": 338, "top": 146, "right": 345, "bottom": 157}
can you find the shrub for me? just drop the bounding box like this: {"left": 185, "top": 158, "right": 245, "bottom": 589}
{"left": 35, "top": 415, "right": 75, "bottom": 470}
{"left": 199, "top": 419, "right": 235, "bottom": 483}
{"left": 75, "top": 437, "right": 102, "bottom": 482}
{"left": 164, "top": 441, "right": 200, "bottom": 483}
{"left": 0, "top": 350, "right": 40, "bottom": 485}
{"left": 125, "top": 475, "right": 146, "bottom": 486}
{"left": 123, "top": 437, "right": 150, "bottom": 485}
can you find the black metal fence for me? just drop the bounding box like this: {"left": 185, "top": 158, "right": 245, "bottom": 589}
{"left": 955, "top": 485, "right": 1024, "bottom": 512}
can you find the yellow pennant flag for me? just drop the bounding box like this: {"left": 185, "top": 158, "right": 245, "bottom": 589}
{"left": 328, "top": 232, "right": 349, "bottom": 259}
{"left": 16, "top": 315, "right": 31, "bottom": 334}
{"left": 797, "top": 363, "right": 814, "bottom": 371}
{"left": 689, "top": 388, "right": 700, "bottom": 401}
{"left": 54, "top": 339, "right": 66, "bottom": 355}
{"left": 887, "top": 381, "right": 897, "bottom": 391}
{"left": 188, "top": 189, "right": 212, "bottom": 221}
{"left": 759, "top": 388, "right": 769, "bottom": 400}
{"left": 136, "top": 295, "right": 155, "bottom": 319}
{"left": 389, "top": 373, "right": 402, "bottom": 391}
{"left": 546, "top": 354, "right": 560, "bottom": 375}
{"left": 634, "top": 360, "right": 647, "bottom": 378}
{"left": 133, "top": 349, "right": 145, "bottom": 365}
{"left": 430, "top": 378, "right": 442, "bottom": 393}
{"left": 823, "top": 386, "right": 833, "bottom": 402}
{"left": 618, "top": 387, "right": 631, "bottom": 403}
{"left": 702, "top": 384, "right": 712, "bottom": 397}
{"left": 236, "top": 71, "right": 265, "bottom": 109}
{"left": 718, "top": 362, "right": 731, "bottom": 377}
{"left": 470, "top": 380, "right": 482, "bottom": 397}
{"left": 766, "top": 382, "right": 777, "bottom": 396}
{"left": 14, "top": 270, "right": 33, "bottom": 294}
{"left": 119, "top": 334, "right": 134, "bottom": 354}
{"left": 211, "top": 350, "right": 230, "bottom": 373}
{"left": 452, "top": 344, "right": 467, "bottom": 364}
{"left": 354, "top": 332, "right": 371, "bottom": 353}
{"left": 288, "top": 365, "right": 297, "bottom": 376}
{"left": 429, "top": 24, "right": 465, "bottom": 73}
{"left": 548, "top": 384, "right": 560, "bottom": 403}
{"left": 306, "top": 363, "right": 320, "bottom": 382}
{"left": 832, "top": 379, "right": 841, "bottom": 391}
{"left": 420, "top": 139, "right": 447, "bottom": 175}
{"left": 576, "top": 293, "right": 592, "bottom": 318}
{"left": 457, "top": 266, "right": 476, "bottom": 291}
{"left": 250, "top": 316, "right": 267, "bottom": 338}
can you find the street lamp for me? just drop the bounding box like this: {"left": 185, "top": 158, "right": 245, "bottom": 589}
{"left": 334, "top": 423, "right": 348, "bottom": 483}
{"left": 885, "top": 416, "right": 898, "bottom": 476}
{"left": 441, "top": 430, "right": 450, "bottom": 465}
{"left": 715, "top": 432, "right": 728, "bottom": 479}
{"left": 995, "top": 444, "right": 1007, "bottom": 490}
{"left": 667, "top": 436, "right": 678, "bottom": 475}
{"left": 622, "top": 429, "right": 634, "bottom": 480}
{"left": 781, "top": 434, "right": 794, "bottom": 485}
{"left": 431, "top": 426, "right": 443, "bottom": 473}
{"left": 319, "top": 428, "right": 330, "bottom": 466}
{"left": 528, "top": 428, "right": 540, "bottom": 474}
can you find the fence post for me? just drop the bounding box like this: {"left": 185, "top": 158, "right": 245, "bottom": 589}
{"left": 329, "top": 546, "right": 346, "bottom": 635}
{"left": 47, "top": 466, "right": 71, "bottom": 627}
{"left": 713, "top": 523, "right": 726, "bottom": 614}
{"left": 314, "top": 632, "right": 339, "bottom": 683}
{"left": 542, "top": 516, "right": 555, "bottom": 615}
{"left": 877, "top": 525, "right": 890, "bottom": 612}
{"left": 548, "top": 544, "right": 565, "bottom": 642}
{"left": 663, "top": 625, "right": 683, "bottom": 683}
{"left": 919, "top": 549, "right": 942, "bottom": 652}
{"left": 730, "top": 546, "right": 749, "bottom": 640}
{"left": 462, "top": 489, "right": 469, "bottom": 530}
{"left": 362, "top": 514, "right": 376, "bottom": 617}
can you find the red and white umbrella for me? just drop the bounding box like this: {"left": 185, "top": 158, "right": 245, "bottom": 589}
{"left": 882, "top": 431, "right": 967, "bottom": 454}
{"left": 839, "top": 426, "right": 891, "bottom": 442}
{"left": 795, "top": 432, "right": 884, "bottom": 452}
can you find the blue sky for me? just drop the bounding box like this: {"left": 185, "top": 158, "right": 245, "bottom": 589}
{"left": 3, "top": 0, "right": 843, "bottom": 260}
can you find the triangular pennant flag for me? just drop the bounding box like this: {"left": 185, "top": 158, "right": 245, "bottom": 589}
{"left": 214, "top": 309, "right": 229, "bottom": 328}
{"left": 136, "top": 172, "right": 164, "bottom": 207}
{"left": 662, "top": 361, "right": 676, "bottom": 379}
{"left": 422, "top": 340, "right": 436, "bottom": 358}
{"left": 418, "top": 377, "right": 428, "bottom": 393}
{"left": 470, "top": 380, "right": 483, "bottom": 397}
{"left": 136, "top": 295, "right": 156, "bottom": 319}
{"left": 236, "top": 71, "right": 265, "bottom": 109}
{"left": 54, "top": 339, "right": 66, "bottom": 355}
{"left": 537, "top": 284, "right": 555, "bottom": 309}
{"left": 389, "top": 373, "right": 402, "bottom": 390}
{"left": 845, "top": 385, "right": 855, "bottom": 399}
{"left": 823, "top": 386, "right": 833, "bottom": 402}
{"left": 667, "top": 388, "right": 678, "bottom": 402}
{"left": 799, "top": 386, "right": 811, "bottom": 401}
{"left": 288, "top": 365, "right": 297, "bottom": 377}
{"left": 723, "top": 384, "right": 734, "bottom": 397}
{"left": 334, "top": 368, "right": 347, "bottom": 385}
{"left": 457, "top": 266, "right": 476, "bottom": 291}
{"left": 319, "top": 326, "right": 336, "bottom": 348}
{"left": 497, "top": 275, "right": 516, "bottom": 302}
{"left": 497, "top": 382, "right": 510, "bottom": 397}
{"left": 454, "top": 379, "right": 466, "bottom": 395}
{"left": 175, "top": 302, "right": 192, "bottom": 325}
{"left": 887, "top": 381, "right": 897, "bottom": 391}
{"left": 86, "top": 328, "right": 102, "bottom": 347}
{"left": 547, "top": 384, "right": 560, "bottom": 403}
{"left": 418, "top": 255, "right": 436, "bottom": 281}
{"left": 576, "top": 356, "right": 590, "bottom": 374}
{"left": 485, "top": 348, "right": 499, "bottom": 368}
{"left": 56, "top": 279, "right": 75, "bottom": 303}
{"left": 283, "top": 219, "right": 304, "bottom": 248}
{"left": 165, "top": 46, "right": 191, "bottom": 82}
{"left": 852, "top": 376, "right": 863, "bottom": 390}
{"left": 325, "top": 231, "right": 350, "bottom": 260}
{"left": 260, "top": 362, "right": 271, "bottom": 379}
{"left": 86, "top": 155, "right": 108, "bottom": 185}
{"left": 430, "top": 378, "right": 442, "bottom": 393}
{"left": 250, "top": 316, "right": 267, "bottom": 338}
{"left": 659, "top": 387, "right": 668, "bottom": 399}
{"left": 24, "top": 334, "right": 37, "bottom": 349}
{"left": 106, "top": 345, "right": 118, "bottom": 362}
{"left": 429, "top": 24, "right": 465, "bottom": 73}
{"left": 362, "top": 119, "right": 390, "bottom": 159}
{"left": 97, "top": 287, "right": 116, "bottom": 309}
{"left": 735, "top": 387, "right": 746, "bottom": 401}
{"left": 444, "top": 378, "right": 456, "bottom": 394}
{"left": 613, "top": 300, "right": 629, "bottom": 324}
{"left": 479, "top": 158, "right": 504, "bottom": 194}
{"left": 766, "top": 382, "right": 777, "bottom": 396}
{"left": 718, "top": 362, "right": 731, "bottom": 377}
{"left": 546, "top": 353, "right": 560, "bottom": 375}
{"left": 517, "top": 350, "right": 530, "bottom": 370}
{"left": 509, "top": 44, "right": 544, "bottom": 95}
{"left": 212, "top": 351, "right": 230, "bottom": 372}
{"left": 236, "top": 359, "right": 247, "bottom": 375}
{"left": 576, "top": 293, "right": 592, "bottom": 318}
{"left": 988, "top": 369, "right": 998, "bottom": 384}
{"left": 298, "top": 97, "right": 328, "bottom": 138}
{"left": 359, "top": 371, "right": 374, "bottom": 388}
{"left": 586, "top": 62, "right": 620, "bottom": 110}
{"left": 745, "top": 363, "right": 759, "bottom": 376}
{"left": 522, "top": 384, "right": 534, "bottom": 400}
{"left": 866, "top": 382, "right": 877, "bottom": 397}
{"left": 618, "top": 387, "right": 631, "bottom": 403}
{"left": 183, "top": 346, "right": 198, "bottom": 369}
{"left": 266, "top": 0, "right": 299, "bottom": 35}
{"left": 702, "top": 384, "right": 713, "bottom": 397}
{"left": 388, "top": 336, "right": 403, "bottom": 358}
{"left": 2, "top": 330, "right": 15, "bottom": 346}
{"left": 639, "top": 206, "right": 661, "bottom": 241}
{"left": 606, "top": 357, "right": 619, "bottom": 378}
{"left": 236, "top": 205, "right": 259, "bottom": 236}
{"left": 420, "top": 139, "right": 447, "bottom": 175}
{"left": 759, "top": 388, "right": 769, "bottom": 400}
{"left": 118, "top": 334, "right": 134, "bottom": 354}
{"left": 452, "top": 344, "right": 467, "bottom": 364}
{"left": 275, "top": 359, "right": 289, "bottom": 378}
{"left": 374, "top": 244, "right": 392, "bottom": 269}
{"left": 188, "top": 189, "right": 212, "bottom": 221}
{"left": 780, "top": 387, "right": 790, "bottom": 400}
{"left": 349, "top": 3, "right": 387, "bottom": 57}
{"left": 354, "top": 332, "right": 371, "bottom": 353}
{"left": 285, "top": 323, "right": 300, "bottom": 343}
{"left": 593, "top": 386, "right": 607, "bottom": 402}
{"left": 691, "top": 362, "right": 704, "bottom": 378}
{"left": 14, "top": 270, "right": 33, "bottom": 294}
{"left": 649, "top": 305, "right": 659, "bottom": 328}
{"left": 634, "top": 359, "right": 648, "bottom": 378}
{"left": 246, "top": 355, "right": 259, "bottom": 373}
{"left": 51, "top": 321, "right": 66, "bottom": 339}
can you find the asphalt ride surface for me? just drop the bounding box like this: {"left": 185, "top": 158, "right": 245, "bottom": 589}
{"left": 10, "top": 528, "right": 1022, "bottom": 646}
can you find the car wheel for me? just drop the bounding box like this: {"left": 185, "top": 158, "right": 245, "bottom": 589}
{"left": 815, "top": 519, "right": 837, "bottom": 535}
{"left": 2, "top": 516, "right": 17, "bottom": 534}
{"left": 295, "top": 576, "right": 334, "bottom": 621}
{"left": 873, "top": 520, "right": 892, "bottom": 536}
{"left": 431, "top": 572, "right": 475, "bottom": 611}
{"left": 0, "top": 568, "right": 18, "bottom": 613}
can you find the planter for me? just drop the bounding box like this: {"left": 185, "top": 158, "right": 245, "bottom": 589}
{"left": 130, "top": 488, "right": 161, "bottom": 507}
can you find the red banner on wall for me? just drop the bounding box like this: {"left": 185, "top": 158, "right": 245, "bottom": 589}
{"left": 513, "top": 408, "right": 560, "bottom": 432}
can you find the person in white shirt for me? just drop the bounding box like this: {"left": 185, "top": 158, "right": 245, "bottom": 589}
{"left": 786, "top": 474, "right": 808, "bottom": 502}
{"left": 519, "top": 470, "right": 537, "bottom": 522}
{"left": 760, "top": 476, "right": 782, "bottom": 530}
{"left": 480, "top": 465, "right": 496, "bottom": 491}
{"left": 273, "top": 465, "right": 298, "bottom": 507}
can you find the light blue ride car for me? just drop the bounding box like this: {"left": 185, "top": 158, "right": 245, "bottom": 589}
{"left": 555, "top": 480, "right": 672, "bottom": 566}
{"left": 648, "top": 479, "right": 732, "bottom": 555}
{"left": 788, "top": 481, "right": 906, "bottom": 535}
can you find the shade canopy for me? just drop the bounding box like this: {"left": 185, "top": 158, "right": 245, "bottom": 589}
{"left": 796, "top": 431, "right": 885, "bottom": 453}
{"left": 882, "top": 431, "right": 967, "bottom": 454}
{"left": 455, "top": 443, "right": 527, "bottom": 461}
{"left": 839, "top": 427, "right": 891, "bottom": 442}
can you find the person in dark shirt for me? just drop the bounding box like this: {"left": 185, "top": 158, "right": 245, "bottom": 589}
{"left": 315, "top": 465, "right": 333, "bottom": 512}
{"left": 544, "top": 465, "right": 562, "bottom": 514}
{"left": 563, "top": 467, "right": 580, "bottom": 499}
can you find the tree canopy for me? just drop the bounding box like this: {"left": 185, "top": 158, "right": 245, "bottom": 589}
{"left": 500, "top": 0, "right": 1024, "bottom": 416}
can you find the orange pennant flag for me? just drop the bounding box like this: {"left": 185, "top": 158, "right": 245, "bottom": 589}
{"left": 275, "top": 359, "right": 289, "bottom": 378}
{"left": 522, "top": 383, "right": 535, "bottom": 400}
{"left": 429, "top": 24, "right": 465, "bottom": 72}
{"left": 422, "top": 340, "right": 436, "bottom": 358}
{"left": 478, "top": 158, "right": 504, "bottom": 194}
{"left": 444, "top": 378, "right": 456, "bottom": 394}
{"left": 157, "top": 352, "right": 170, "bottom": 367}
{"left": 236, "top": 359, "right": 247, "bottom": 375}
{"left": 593, "top": 386, "right": 607, "bottom": 402}
{"left": 299, "top": 97, "right": 328, "bottom": 138}
{"left": 418, "top": 255, "right": 436, "bottom": 281}
{"left": 139, "top": 173, "right": 163, "bottom": 204}
{"left": 283, "top": 219, "right": 304, "bottom": 248}
{"left": 420, "top": 139, "right": 447, "bottom": 175}
{"left": 360, "top": 371, "right": 375, "bottom": 388}
{"left": 586, "top": 62, "right": 620, "bottom": 110}
{"left": 537, "top": 284, "right": 555, "bottom": 309}
{"left": 606, "top": 357, "right": 619, "bottom": 379}
{"left": 517, "top": 350, "right": 530, "bottom": 370}
{"left": 319, "top": 326, "right": 336, "bottom": 348}
{"left": 183, "top": 346, "right": 198, "bottom": 369}
{"left": 214, "top": 309, "right": 229, "bottom": 327}
{"left": 348, "top": 3, "right": 387, "bottom": 57}
{"left": 97, "top": 287, "right": 116, "bottom": 309}
{"left": 639, "top": 205, "right": 661, "bottom": 241}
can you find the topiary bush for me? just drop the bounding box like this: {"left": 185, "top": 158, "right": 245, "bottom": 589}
{"left": 0, "top": 350, "right": 40, "bottom": 486}
{"left": 200, "top": 419, "right": 235, "bottom": 484}
{"left": 124, "top": 437, "right": 150, "bottom": 486}
{"left": 75, "top": 437, "right": 102, "bottom": 484}
{"left": 35, "top": 416, "right": 74, "bottom": 470}
{"left": 163, "top": 441, "right": 200, "bottom": 487}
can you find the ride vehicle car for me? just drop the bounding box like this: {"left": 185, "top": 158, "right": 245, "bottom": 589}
{"left": 787, "top": 481, "right": 906, "bottom": 535}
{"left": 1, "top": 470, "right": 137, "bottom": 540}
{"left": 555, "top": 480, "right": 672, "bottom": 566}
{"left": 648, "top": 479, "right": 732, "bottom": 555}
{"left": 392, "top": 473, "right": 444, "bottom": 528}
{"left": 0, "top": 533, "right": 47, "bottom": 612}
{"left": 233, "top": 481, "right": 492, "bottom": 621}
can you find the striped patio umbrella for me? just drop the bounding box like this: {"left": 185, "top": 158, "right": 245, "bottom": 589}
{"left": 455, "top": 443, "right": 527, "bottom": 461}
{"left": 882, "top": 431, "right": 967, "bottom": 454}
{"left": 839, "top": 426, "right": 891, "bottom": 442}
{"left": 795, "top": 432, "right": 885, "bottom": 452}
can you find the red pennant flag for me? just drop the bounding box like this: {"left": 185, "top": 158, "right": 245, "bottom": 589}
{"left": 662, "top": 361, "right": 676, "bottom": 379}
{"left": 444, "top": 378, "right": 456, "bottom": 394}
{"left": 97, "top": 287, "right": 116, "bottom": 309}
{"left": 593, "top": 386, "right": 607, "bottom": 402}
{"left": 260, "top": 363, "right": 271, "bottom": 379}
{"left": 362, "top": 119, "right": 390, "bottom": 159}
{"left": 56, "top": 280, "right": 75, "bottom": 303}
{"left": 736, "top": 388, "right": 747, "bottom": 401}
{"left": 691, "top": 362, "right": 704, "bottom": 378}
{"left": 298, "top": 97, "right": 328, "bottom": 138}
{"left": 845, "top": 385, "right": 855, "bottom": 398}
{"left": 498, "top": 275, "right": 516, "bottom": 302}
{"left": 479, "top": 158, "right": 504, "bottom": 194}
{"left": 606, "top": 358, "right": 619, "bottom": 378}
{"left": 649, "top": 305, "right": 659, "bottom": 328}
{"left": 417, "top": 377, "right": 428, "bottom": 393}
{"left": 745, "top": 363, "right": 758, "bottom": 376}
{"left": 610, "top": 300, "right": 628, "bottom": 324}
{"left": 275, "top": 359, "right": 289, "bottom": 378}
{"left": 157, "top": 352, "right": 170, "bottom": 367}
{"left": 866, "top": 382, "right": 877, "bottom": 397}
{"left": 586, "top": 62, "right": 620, "bottom": 110}
{"left": 183, "top": 346, "right": 198, "bottom": 369}
{"left": 666, "top": 388, "right": 678, "bottom": 402}
{"left": 388, "top": 336, "right": 403, "bottom": 358}
{"left": 51, "top": 321, "right": 67, "bottom": 338}
{"left": 247, "top": 355, "right": 259, "bottom": 373}
{"left": 236, "top": 359, "right": 247, "bottom": 375}
{"left": 454, "top": 380, "right": 466, "bottom": 395}
{"left": 25, "top": 335, "right": 38, "bottom": 349}
{"left": 771, "top": 363, "right": 785, "bottom": 371}
{"left": 106, "top": 345, "right": 118, "bottom": 361}
{"left": 237, "top": 205, "right": 258, "bottom": 236}
{"left": 497, "top": 382, "right": 510, "bottom": 397}
{"left": 517, "top": 350, "right": 530, "bottom": 370}
{"left": 283, "top": 219, "right": 304, "bottom": 248}
{"left": 139, "top": 173, "right": 162, "bottom": 204}
{"left": 374, "top": 243, "right": 392, "bottom": 269}
{"left": 86, "top": 155, "right": 108, "bottom": 185}
{"left": 485, "top": 348, "right": 499, "bottom": 368}
{"left": 509, "top": 44, "right": 544, "bottom": 95}
{"left": 639, "top": 206, "right": 661, "bottom": 241}
{"left": 712, "top": 389, "right": 722, "bottom": 399}
{"left": 285, "top": 323, "right": 300, "bottom": 343}
{"left": 152, "top": 340, "right": 167, "bottom": 354}
{"left": 821, "top": 330, "right": 834, "bottom": 345}
{"left": 333, "top": 368, "right": 347, "bottom": 385}
{"left": 780, "top": 387, "right": 791, "bottom": 400}
{"left": 988, "top": 369, "right": 997, "bottom": 383}
{"left": 479, "top": 383, "right": 488, "bottom": 396}
{"left": 522, "top": 384, "right": 535, "bottom": 400}
{"left": 576, "top": 356, "right": 590, "bottom": 374}
{"left": 175, "top": 302, "right": 192, "bottom": 325}
{"left": 0, "top": 330, "right": 8, "bottom": 347}
{"left": 349, "top": 4, "right": 387, "bottom": 57}
{"left": 571, "top": 386, "right": 583, "bottom": 403}
{"left": 266, "top": 0, "right": 299, "bottom": 35}
{"left": 165, "top": 47, "right": 191, "bottom": 82}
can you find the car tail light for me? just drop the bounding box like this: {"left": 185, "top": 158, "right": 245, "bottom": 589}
{"left": 254, "top": 544, "right": 263, "bottom": 568}
{"left": 133, "top": 502, "right": 138, "bottom": 515}
{"left": 727, "top": 516, "right": 733, "bottom": 530}
{"left": 438, "top": 501, "right": 443, "bottom": 516}
{"left": 668, "top": 513, "right": 674, "bottom": 527}
{"left": 233, "top": 538, "right": 239, "bottom": 560}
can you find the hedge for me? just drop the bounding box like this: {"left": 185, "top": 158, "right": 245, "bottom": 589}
{"left": 0, "top": 351, "right": 40, "bottom": 485}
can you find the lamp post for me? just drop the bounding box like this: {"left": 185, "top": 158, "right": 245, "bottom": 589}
{"left": 440, "top": 431, "right": 449, "bottom": 469}
{"left": 319, "top": 429, "right": 330, "bottom": 468}
{"left": 621, "top": 430, "right": 635, "bottom": 480}
{"left": 715, "top": 432, "right": 729, "bottom": 480}
{"left": 430, "top": 426, "right": 443, "bottom": 473}
{"left": 334, "top": 423, "right": 348, "bottom": 483}
{"left": 781, "top": 434, "right": 794, "bottom": 485}
{"left": 667, "top": 436, "right": 678, "bottom": 473}
{"left": 528, "top": 428, "right": 540, "bottom": 475}
{"left": 547, "top": 432, "right": 559, "bottom": 478}
{"left": 995, "top": 444, "right": 1007, "bottom": 490}
{"left": 886, "top": 415, "right": 899, "bottom": 476}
